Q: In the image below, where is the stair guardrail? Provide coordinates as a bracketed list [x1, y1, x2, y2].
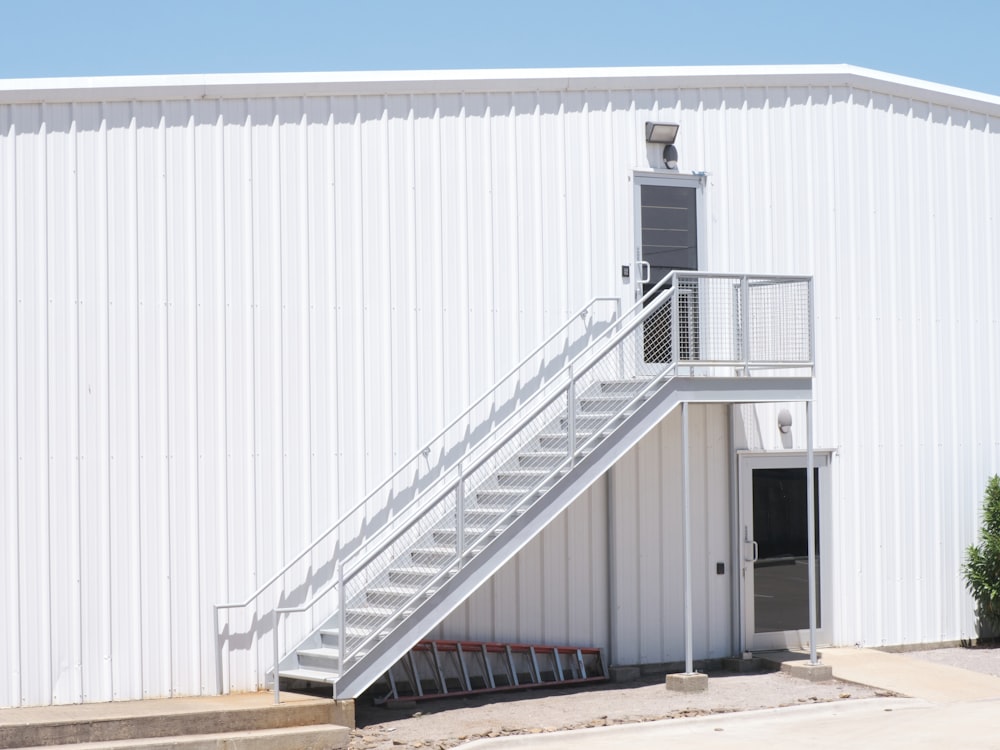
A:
[213, 295, 621, 693]
[263, 272, 813, 700]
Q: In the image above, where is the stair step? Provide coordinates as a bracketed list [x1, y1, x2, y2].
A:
[465, 505, 521, 519]
[579, 396, 641, 412]
[297, 646, 342, 670]
[366, 584, 434, 605]
[599, 379, 650, 394]
[279, 666, 340, 684]
[318, 627, 374, 650]
[474, 487, 528, 505]
[386, 565, 453, 583]
[321, 623, 384, 640]
[347, 605, 411, 621]
[409, 545, 471, 563]
[560, 412, 621, 428]
[537, 430, 609, 449]
[516, 450, 569, 468]
[496, 469, 557, 487]
[432, 525, 496, 542]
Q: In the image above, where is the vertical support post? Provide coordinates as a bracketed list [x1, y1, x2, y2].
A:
[615, 298, 625, 380]
[567, 367, 576, 463]
[605, 471, 617, 670]
[740, 276, 750, 375]
[727, 404, 744, 657]
[456, 463, 465, 566]
[682, 401, 693, 674]
[337, 561, 346, 676]
[670, 283, 679, 368]
[272, 609, 281, 705]
[806, 399, 818, 665]
[807, 277, 816, 374]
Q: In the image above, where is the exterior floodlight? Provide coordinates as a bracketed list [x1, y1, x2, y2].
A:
[777, 409, 793, 434]
[645, 122, 679, 145]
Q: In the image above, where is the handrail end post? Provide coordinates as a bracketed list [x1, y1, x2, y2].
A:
[213, 605, 224, 696]
[272, 609, 281, 705]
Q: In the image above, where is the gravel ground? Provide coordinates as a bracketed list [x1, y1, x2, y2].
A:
[899, 643, 1000, 677]
[347, 668, 888, 750]
[345, 644, 1000, 750]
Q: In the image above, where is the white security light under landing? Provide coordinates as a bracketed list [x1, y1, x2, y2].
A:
[645, 121, 680, 170]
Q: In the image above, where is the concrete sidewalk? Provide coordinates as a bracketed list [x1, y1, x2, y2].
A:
[460, 697, 1000, 749]
[820, 646, 1000, 703]
[460, 648, 1000, 749]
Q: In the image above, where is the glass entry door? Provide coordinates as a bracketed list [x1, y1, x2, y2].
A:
[738, 453, 830, 652]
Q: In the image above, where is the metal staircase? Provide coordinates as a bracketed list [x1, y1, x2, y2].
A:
[215, 272, 814, 701]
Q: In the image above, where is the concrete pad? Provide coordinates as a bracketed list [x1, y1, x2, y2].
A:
[781, 662, 833, 681]
[665, 672, 708, 692]
[38, 724, 350, 750]
[0, 692, 353, 748]
[821, 647, 1000, 703]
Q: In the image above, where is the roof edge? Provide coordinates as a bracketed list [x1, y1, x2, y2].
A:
[1, 64, 998, 114]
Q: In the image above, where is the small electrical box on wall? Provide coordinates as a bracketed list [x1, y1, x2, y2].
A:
[621, 264, 630, 282]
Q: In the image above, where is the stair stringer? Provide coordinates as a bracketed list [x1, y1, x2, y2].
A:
[330, 375, 811, 699]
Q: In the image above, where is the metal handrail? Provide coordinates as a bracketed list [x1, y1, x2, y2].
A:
[213, 295, 620, 687]
[292, 275, 690, 594]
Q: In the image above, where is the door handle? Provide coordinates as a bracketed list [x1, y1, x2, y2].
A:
[745, 540, 758, 562]
[637, 261, 651, 284]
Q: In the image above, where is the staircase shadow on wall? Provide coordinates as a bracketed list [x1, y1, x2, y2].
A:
[218, 316, 613, 670]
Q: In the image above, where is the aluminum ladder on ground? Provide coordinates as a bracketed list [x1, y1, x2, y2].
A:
[374, 639, 608, 704]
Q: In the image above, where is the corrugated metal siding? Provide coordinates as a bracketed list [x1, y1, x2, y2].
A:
[1, 75, 999, 706]
[609, 405, 732, 666]
[715, 88, 1000, 648]
[434, 482, 609, 648]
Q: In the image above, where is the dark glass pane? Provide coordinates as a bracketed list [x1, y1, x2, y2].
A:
[639, 184, 698, 363]
[640, 185, 697, 286]
[751, 468, 821, 633]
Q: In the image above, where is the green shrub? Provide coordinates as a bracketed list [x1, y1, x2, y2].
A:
[964, 475, 1000, 633]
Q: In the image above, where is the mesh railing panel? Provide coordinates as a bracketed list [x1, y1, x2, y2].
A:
[748, 279, 812, 363]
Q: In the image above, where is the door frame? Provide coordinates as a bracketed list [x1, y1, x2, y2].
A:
[631, 171, 706, 300]
[736, 450, 833, 653]
[631, 171, 706, 373]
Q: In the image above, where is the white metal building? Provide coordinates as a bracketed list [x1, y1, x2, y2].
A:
[1, 64, 998, 708]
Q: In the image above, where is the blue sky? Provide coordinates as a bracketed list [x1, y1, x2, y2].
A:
[3, 0, 999, 96]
